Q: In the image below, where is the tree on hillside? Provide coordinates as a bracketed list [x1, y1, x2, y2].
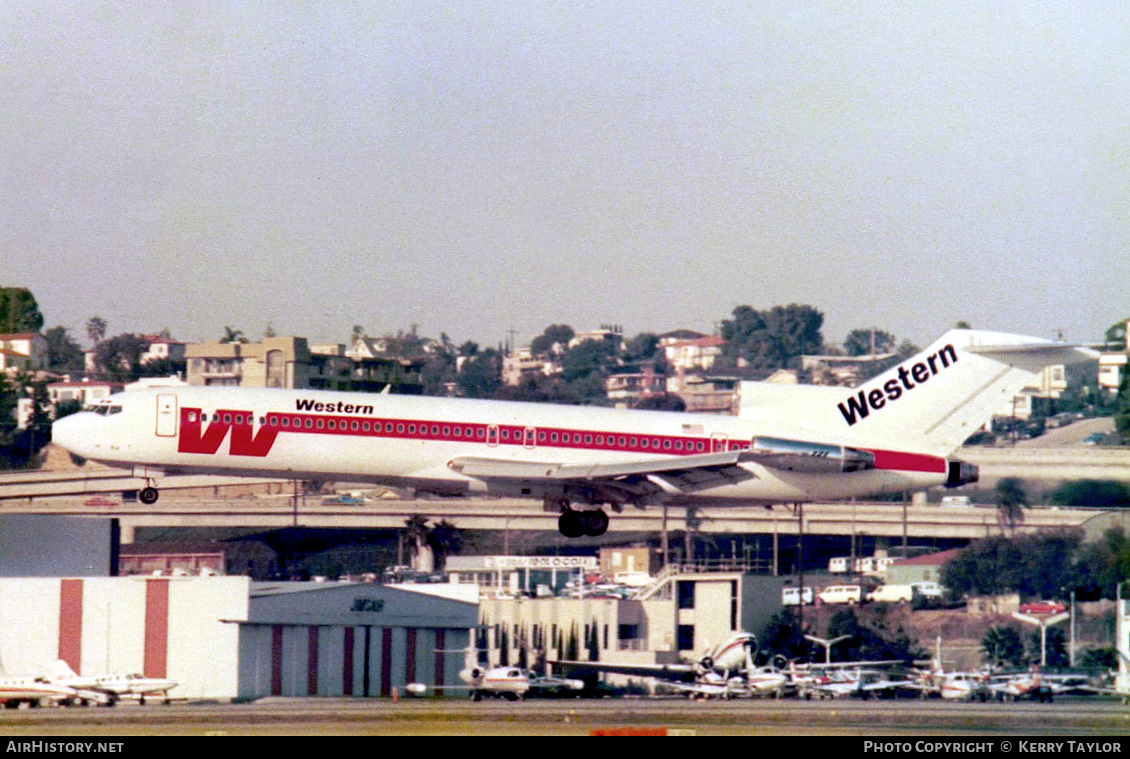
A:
[530, 324, 575, 357]
[843, 328, 896, 357]
[622, 332, 662, 368]
[720, 304, 823, 375]
[457, 348, 502, 399]
[824, 607, 923, 662]
[93, 334, 149, 381]
[942, 531, 1084, 600]
[1105, 317, 1129, 349]
[43, 326, 84, 373]
[633, 393, 686, 411]
[1116, 370, 1130, 445]
[0, 287, 44, 334]
[1048, 480, 1130, 509]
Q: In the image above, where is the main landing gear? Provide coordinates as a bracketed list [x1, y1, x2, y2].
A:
[556, 505, 609, 538]
[139, 486, 160, 505]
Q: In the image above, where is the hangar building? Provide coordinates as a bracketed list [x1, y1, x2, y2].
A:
[236, 581, 476, 698]
[0, 576, 477, 700]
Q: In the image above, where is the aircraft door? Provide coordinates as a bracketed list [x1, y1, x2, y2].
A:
[523, 427, 537, 449]
[155, 394, 178, 437]
[711, 432, 728, 453]
[487, 424, 499, 447]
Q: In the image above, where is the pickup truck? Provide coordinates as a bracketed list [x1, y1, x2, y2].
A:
[865, 584, 914, 604]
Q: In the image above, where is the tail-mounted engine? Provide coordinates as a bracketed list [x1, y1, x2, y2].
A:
[749, 437, 875, 474]
[945, 459, 979, 488]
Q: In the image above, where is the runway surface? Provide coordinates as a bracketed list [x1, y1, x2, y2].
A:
[3, 697, 1129, 736]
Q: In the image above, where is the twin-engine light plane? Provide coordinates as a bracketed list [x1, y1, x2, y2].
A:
[47, 661, 178, 705]
[51, 329, 1093, 537]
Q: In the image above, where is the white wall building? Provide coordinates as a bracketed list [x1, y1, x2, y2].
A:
[0, 576, 249, 700]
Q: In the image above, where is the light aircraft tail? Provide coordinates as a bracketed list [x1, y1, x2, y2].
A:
[738, 329, 1097, 455]
[50, 659, 79, 680]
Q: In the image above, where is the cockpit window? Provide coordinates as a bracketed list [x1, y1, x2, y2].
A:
[89, 404, 122, 416]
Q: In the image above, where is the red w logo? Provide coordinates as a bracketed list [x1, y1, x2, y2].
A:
[178, 408, 279, 457]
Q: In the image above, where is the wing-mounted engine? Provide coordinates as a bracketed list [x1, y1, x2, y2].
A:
[748, 436, 875, 474]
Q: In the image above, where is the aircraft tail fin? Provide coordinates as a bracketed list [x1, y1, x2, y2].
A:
[741, 330, 1096, 454]
[50, 659, 79, 680]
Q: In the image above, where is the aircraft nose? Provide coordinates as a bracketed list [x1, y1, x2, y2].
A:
[51, 414, 93, 458]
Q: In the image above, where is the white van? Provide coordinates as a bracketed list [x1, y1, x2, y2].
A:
[782, 586, 814, 606]
[817, 585, 862, 605]
[866, 584, 914, 603]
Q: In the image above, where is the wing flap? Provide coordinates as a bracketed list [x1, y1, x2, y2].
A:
[448, 449, 757, 497]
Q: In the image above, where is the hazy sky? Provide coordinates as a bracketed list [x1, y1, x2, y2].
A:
[3, 2, 1127, 349]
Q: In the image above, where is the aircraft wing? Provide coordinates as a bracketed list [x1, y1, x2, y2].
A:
[449, 450, 759, 503]
[550, 659, 698, 681]
[449, 441, 875, 505]
[659, 680, 731, 698]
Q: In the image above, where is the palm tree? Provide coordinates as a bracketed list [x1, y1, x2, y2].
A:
[981, 625, 1025, 668]
[85, 316, 107, 347]
[994, 478, 1029, 533]
[404, 515, 433, 572]
[428, 519, 463, 572]
[220, 326, 245, 344]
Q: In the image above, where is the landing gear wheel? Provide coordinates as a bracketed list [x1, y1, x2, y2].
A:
[558, 510, 585, 538]
[139, 487, 159, 505]
[581, 509, 609, 537]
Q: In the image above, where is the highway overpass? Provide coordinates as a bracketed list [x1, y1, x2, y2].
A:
[3, 444, 1129, 543]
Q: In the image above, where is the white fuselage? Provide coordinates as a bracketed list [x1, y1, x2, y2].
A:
[0, 678, 80, 704]
[51, 386, 951, 507]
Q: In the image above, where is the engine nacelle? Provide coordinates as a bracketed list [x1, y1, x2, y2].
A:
[749, 437, 875, 474]
[945, 459, 979, 488]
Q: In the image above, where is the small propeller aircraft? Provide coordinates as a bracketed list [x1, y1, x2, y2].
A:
[986, 668, 1052, 702]
[406, 648, 583, 701]
[0, 675, 112, 708]
[553, 632, 788, 699]
[47, 661, 178, 705]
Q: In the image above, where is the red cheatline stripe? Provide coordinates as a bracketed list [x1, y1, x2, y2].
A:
[866, 449, 947, 474]
[183, 407, 948, 474]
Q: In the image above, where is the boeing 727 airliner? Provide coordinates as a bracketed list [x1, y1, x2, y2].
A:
[51, 329, 1094, 537]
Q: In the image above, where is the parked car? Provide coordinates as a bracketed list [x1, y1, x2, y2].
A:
[909, 581, 945, 600]
[782, 586, 814, 606]
[866, 584, 914, 604]
[1019, 600, 1067, 615]
[323, 495, 365, 505]
[816, 585, 862, 605]
[84, 496, 117, 507]
[1083, 432, 1106, 446]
